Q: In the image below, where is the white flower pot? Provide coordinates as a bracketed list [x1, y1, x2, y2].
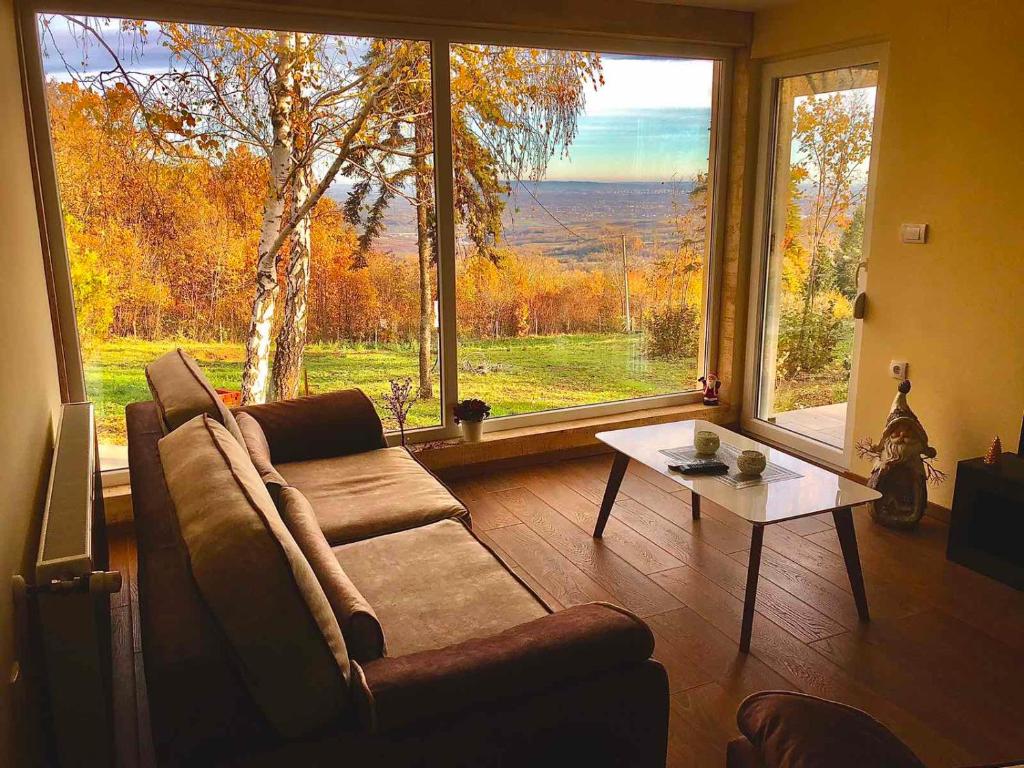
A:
[461, 420, 484, 443]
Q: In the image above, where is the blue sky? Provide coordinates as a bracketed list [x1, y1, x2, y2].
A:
[545, 55, 713, 182]
[40, 18, 714, 183]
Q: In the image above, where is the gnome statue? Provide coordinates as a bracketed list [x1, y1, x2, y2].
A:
[856, 380, 946, 530]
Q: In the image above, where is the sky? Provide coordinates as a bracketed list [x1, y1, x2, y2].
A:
[545, 55, 713, 182]
[39, 17, 714, 183]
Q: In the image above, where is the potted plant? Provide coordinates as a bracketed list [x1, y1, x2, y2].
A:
[453, 398, 491, 443]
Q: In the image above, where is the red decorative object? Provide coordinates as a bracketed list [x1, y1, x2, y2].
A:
[216, 388, 241, 407]
[698, 374, 721, 406]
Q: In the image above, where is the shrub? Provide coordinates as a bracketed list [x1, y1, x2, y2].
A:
[776, 291, 852, 378]
[643, 304, 699, 359]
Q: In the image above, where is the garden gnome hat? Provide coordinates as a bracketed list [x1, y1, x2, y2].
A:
[880, 380, 930, 448]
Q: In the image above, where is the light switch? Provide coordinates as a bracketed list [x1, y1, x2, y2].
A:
[900, 223, 928, 244]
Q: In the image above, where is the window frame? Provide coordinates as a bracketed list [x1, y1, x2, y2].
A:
[741, 44, 889, 469]
[17, 0, 733, 479]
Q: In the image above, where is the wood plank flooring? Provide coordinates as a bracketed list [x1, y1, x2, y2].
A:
[109, 453, 1024, 767]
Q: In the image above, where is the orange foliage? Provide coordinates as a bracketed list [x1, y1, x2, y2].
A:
[49, 80, 709, 352]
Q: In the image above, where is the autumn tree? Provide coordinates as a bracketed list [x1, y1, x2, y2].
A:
[344, 42, 602, 398]
[789, 90, 873, 370]
[45, 18, 425, 402]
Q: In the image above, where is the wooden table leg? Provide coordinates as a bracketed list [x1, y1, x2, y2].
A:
[691, 493, 701, 521]
[593, 452, 630, 538]
[739, 524, 765, 653]
[833, 506, 870, 622]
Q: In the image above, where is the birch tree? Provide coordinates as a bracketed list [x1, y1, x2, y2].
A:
[45, 18, 413, 402]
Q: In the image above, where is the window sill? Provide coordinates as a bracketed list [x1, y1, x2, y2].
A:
[417, 401, 733, 478]
[104, 402, 733, 520]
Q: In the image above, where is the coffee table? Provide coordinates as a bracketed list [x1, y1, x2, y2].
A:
[592, 420, 880, 652]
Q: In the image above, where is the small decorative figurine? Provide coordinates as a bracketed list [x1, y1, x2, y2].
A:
[983, 436, 1002, 465]
[699, 374, 721, 406]
[856, 380, 946, 530]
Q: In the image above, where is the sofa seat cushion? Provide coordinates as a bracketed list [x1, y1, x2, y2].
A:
[278, 447, 468, 545]
[333, 519, 548, 657]
[158, 414, 352, 738]
[145, 348, 245, 445]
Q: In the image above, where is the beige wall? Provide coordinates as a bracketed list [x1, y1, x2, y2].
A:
[0, 0, 61, 763]
[751, 0, 1024, 505]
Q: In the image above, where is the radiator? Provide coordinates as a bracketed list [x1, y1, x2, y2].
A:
[27, 402, 120, 767]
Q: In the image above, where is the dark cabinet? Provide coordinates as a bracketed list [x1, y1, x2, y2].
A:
[947, 454, 1024, 589]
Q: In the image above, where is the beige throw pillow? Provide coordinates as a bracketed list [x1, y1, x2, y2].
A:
[278, 486, 387, 663]
[158, 414, 351, 737]
[235, 411, 287, 503]
[145, 348, 245, 445]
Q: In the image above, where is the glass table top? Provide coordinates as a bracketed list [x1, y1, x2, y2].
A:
[596, 420, 880, 525]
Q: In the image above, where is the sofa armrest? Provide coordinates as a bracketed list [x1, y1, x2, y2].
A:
[353, 602, 655, 734]
[234, 389, 386, 463]
[736, 691, 927, 768]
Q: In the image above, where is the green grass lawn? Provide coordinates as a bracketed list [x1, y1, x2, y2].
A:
[87, 334, 697, 447]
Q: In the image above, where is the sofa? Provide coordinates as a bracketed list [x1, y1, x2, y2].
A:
[727, 691, 1022, 768]
[127, 349, 669, 767]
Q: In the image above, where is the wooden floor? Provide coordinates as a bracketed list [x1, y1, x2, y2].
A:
[109, 453, 1024, 767]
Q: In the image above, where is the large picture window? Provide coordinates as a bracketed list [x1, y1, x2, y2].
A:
[29, 12, 725, 472]
[450, 46, 715, 419]
[38, 16, 441, 468]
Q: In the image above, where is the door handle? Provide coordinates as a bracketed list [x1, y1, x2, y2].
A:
[853, 292, 867, 319]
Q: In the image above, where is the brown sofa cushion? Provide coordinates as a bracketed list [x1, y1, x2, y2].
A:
[736, 691, 926, 768]
[278, 486, 386, 663]
[334, 519, 548, 657]
[146, 348, 244, 445]
[235, 389, 386, 464]
[279, 447, 468, 545]
[235, 411, 287, 502]
[158, 414, 351, 738]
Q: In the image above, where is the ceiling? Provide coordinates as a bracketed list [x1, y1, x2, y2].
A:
[640, 0, 796, 10]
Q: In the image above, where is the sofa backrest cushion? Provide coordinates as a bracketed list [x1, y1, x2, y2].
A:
[146, 348, 245, 445]
[279, 486, 387, 663]
[235, 411, 287, 503]
[158, 414, 352, 737]
[234, 389, 386, 464]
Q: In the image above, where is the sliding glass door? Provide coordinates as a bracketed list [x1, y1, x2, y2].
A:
[745, 47, 885, 464]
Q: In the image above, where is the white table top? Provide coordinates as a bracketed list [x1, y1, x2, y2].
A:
[597, 419, 880, 525]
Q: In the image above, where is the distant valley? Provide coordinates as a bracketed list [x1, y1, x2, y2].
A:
[328, 179, 701, 265]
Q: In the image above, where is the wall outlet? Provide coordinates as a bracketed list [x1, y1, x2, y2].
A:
[890, 360, 909, 380]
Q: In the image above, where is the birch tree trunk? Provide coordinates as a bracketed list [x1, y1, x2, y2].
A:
[270, 163, 312, 400]
[240, 32, 295, 405]
[413, 115, 433, 400]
